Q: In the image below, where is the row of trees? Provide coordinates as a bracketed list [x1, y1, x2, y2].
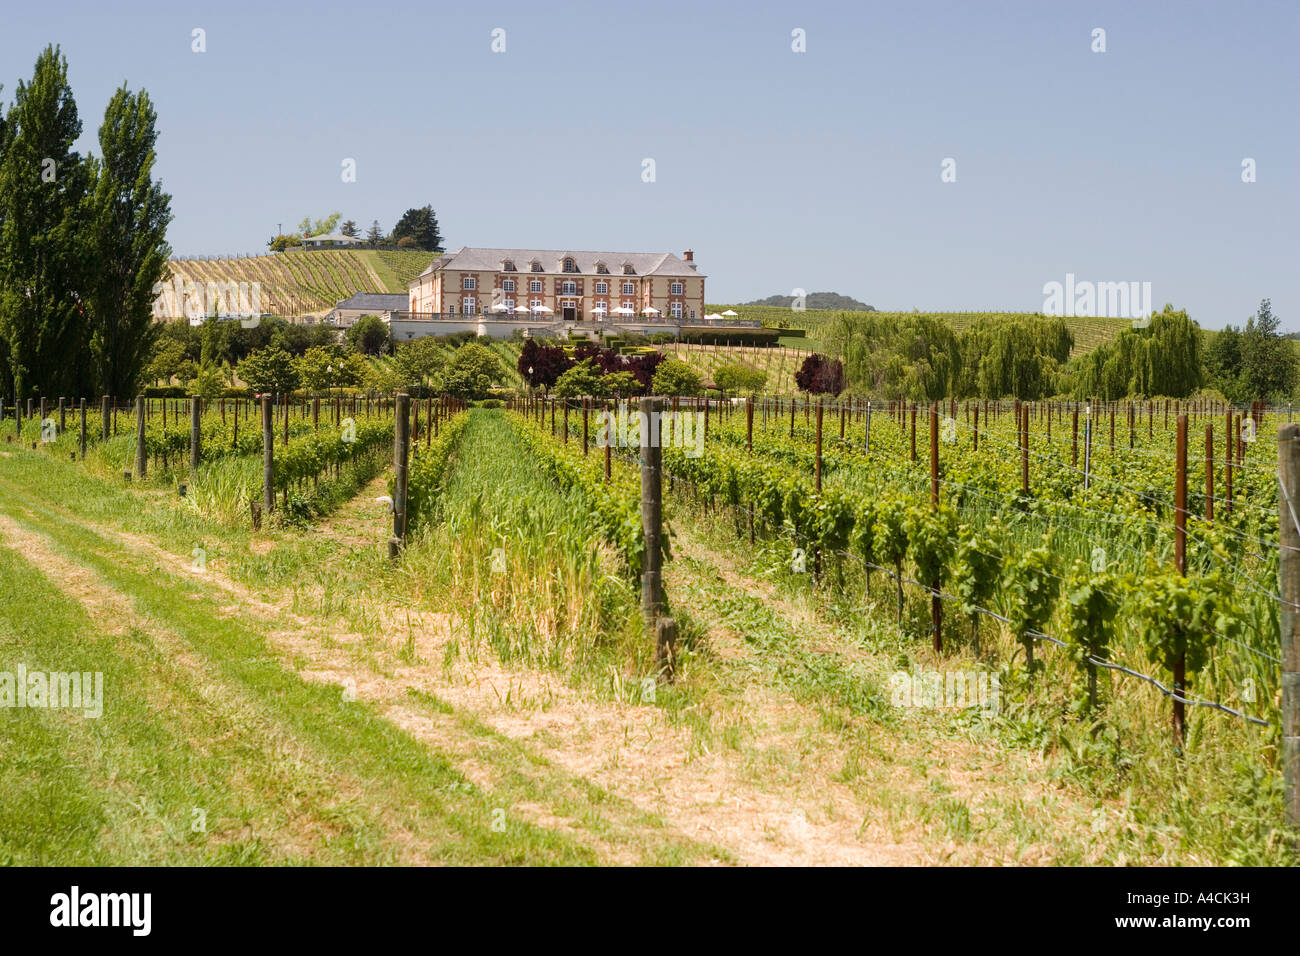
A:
[267, 205, 444, 253]
[815, 302, 1291, 402]
[823, 313, 1072, 401]
[232, 338, 507, 401]
[516, 339, 769, 399]
[0, 46, 171, 402]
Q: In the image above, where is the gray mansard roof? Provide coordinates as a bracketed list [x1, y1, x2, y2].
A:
[415, 247, 703, 280]
[331, 292, 410, 312]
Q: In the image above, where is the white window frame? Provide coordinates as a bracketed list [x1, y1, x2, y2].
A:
[595, 280, 608, 295]
[501, 278, 515, 293]
[622, 281, 635, 295]
[561, 280, 577, 295]
[463, 297, 476, 315]
[462, 276, 476, 290]
[670, 301, 683, 319]
[529, 279, 543, 293]
[670, 281, 684, 295]
[621, 300, 634, 312]
[503, 297, 515, 311]
[529, 297, 543, 312]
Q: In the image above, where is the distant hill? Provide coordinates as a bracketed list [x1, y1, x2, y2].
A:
[743, 292, 876, 312]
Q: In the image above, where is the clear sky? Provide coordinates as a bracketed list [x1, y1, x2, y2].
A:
[2, 0, 1295, 328]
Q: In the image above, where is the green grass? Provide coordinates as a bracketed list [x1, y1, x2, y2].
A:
[0, 414, 727, 865]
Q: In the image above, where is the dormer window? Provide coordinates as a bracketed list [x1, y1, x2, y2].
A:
[530, 260, 543, 272]
[502, 259, 516, 272]
[563, 258, 577, 273]
[595, 262, 609, 274]
[622, 264, 635, 275]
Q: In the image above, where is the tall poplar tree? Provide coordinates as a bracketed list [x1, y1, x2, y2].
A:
[86, 85, 172, 398]
[0, 45, 91, 401]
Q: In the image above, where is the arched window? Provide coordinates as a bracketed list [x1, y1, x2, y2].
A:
[502, 259, 516, 272]
[563, 258, 577, 273]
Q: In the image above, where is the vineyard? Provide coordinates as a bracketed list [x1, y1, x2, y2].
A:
[162, 249, 435, 317]
[0, 389, 1294, 866]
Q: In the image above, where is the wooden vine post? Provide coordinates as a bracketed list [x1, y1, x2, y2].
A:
[1020, 403, 1029, 498]
[604, 400, 612, 482]
[261, 395, 274, 514]
[389, 393, 411, 560]
[190, 397, 201, 472]
[1204, 423, 1214, 523]
[814, 400, 823, 493]
[134, 395, 146, 479]
[746, 396, 753, 454]
[78, 399, 86, 459]
[1278, 423, 1300, 829]
[639, 397, 675, 677]
[930, 403, 942, 653]
[1173, 414, 1189, 747]
[101, 395, 110, 440]
[1225, 409, 1234, 514]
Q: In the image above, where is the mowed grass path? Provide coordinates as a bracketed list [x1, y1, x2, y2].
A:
[0, 430, 712, 865]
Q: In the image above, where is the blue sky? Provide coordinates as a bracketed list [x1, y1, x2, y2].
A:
[2, 0, 1295, 328]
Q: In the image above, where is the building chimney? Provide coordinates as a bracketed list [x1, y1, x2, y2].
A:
[683, 249, 694, 262]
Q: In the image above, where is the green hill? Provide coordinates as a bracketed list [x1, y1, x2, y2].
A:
[743, 292, 875, 311]
[162, 249, 437, 317]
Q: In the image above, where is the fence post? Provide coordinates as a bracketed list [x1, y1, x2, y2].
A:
[261, 395, 274, 513]
[1280, 424, 1300, 830]
[190, 397, 201, 471]
[389, 393, 410, 559]
[58, 397, 65, 433]
[78, 399, 86, 459]
[134, 395, 147, 479]
[640, 396, 665, 628]
[101, 395, 110, 440]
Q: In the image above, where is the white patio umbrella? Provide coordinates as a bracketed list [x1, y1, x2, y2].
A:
[642, 306, 661, 315]
[612, 307, 635, 316]
[721, 309, 739, 317]
[513, 305, 531, 314]
[491, 303, 510, 313]
[533, 305, 554, 313]
[704, 312, 724, 320]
